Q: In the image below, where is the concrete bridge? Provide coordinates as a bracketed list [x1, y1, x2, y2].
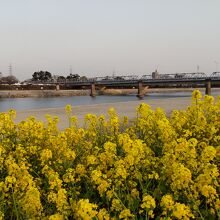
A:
[33, 71, 220, 98]
[55, 76, 220, 98]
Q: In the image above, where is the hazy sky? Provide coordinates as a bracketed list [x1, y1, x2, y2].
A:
[0, 0, 220, 80]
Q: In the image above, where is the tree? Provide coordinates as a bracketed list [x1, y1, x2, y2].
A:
[66, 74, 80, 81]
[0, 75, 19, 84]
[57, 76, 66, 82]
[32, 71, 52, 81]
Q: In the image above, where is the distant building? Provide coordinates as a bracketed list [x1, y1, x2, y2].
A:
[152, 69, 159, 79]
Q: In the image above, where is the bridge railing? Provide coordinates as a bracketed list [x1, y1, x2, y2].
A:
[211, 72, 220, 77]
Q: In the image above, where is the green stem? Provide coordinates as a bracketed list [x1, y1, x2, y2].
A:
[12, 188, 20, 220]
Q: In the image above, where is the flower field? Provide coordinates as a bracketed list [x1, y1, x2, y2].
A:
[0, 90, 219, 219]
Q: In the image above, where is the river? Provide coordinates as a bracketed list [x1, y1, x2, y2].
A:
[0, 91, 219, 112]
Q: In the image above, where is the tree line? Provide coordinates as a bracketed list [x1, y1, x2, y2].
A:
[0, 75, 19, 84]
[0, 71, 88, 85]
[32, 71, 88, 82]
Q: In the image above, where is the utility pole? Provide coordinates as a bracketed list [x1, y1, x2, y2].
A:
[8, 63, 12, 76]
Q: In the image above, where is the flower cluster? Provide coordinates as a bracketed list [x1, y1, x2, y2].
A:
[0, 90, 219, 219]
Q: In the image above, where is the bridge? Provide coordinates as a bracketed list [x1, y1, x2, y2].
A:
[38, 72, 220, 98]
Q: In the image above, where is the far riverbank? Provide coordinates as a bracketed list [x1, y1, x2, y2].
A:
[1, 87, 219, 98]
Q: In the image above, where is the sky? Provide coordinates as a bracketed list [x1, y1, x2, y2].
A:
[0, 0, 220, 80]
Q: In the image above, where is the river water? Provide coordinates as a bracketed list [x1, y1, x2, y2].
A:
[0, 91, 219, 112]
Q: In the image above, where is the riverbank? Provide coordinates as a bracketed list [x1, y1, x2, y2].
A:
[14, 97, 192, 130]
[0, 89, 90, 98]
[1, 87, 220, 98]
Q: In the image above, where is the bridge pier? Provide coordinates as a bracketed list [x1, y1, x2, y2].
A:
[137, 81, 144, 98]
[205, 79, 211, 95]
[90, 82, 96, 97]
[56, 84, 60, 90]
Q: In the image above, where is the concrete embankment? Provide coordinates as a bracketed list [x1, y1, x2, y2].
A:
[0, 90, 90, 98]
[0, 88, 137, 98]
[101, 87, 207, 95]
